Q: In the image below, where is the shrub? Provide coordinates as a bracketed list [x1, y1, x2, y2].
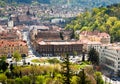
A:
[22, 76, 31, 84]
[5, 71, 12, 79]
[47, 58, 60, 64]
[0, 74, 7, 84]
[7, 79, 15, 84]
[15, 78, 23, 84]
[36, 75, 45, 84]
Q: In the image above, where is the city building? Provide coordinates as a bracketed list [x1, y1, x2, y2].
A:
[99, 44, 120, 76]
[0, 29, 22, 40]
[34, 40, 83, 56]
[80, 30, 110, 44]
[0, 40, 28, 57]
[30, 26, 83, 56]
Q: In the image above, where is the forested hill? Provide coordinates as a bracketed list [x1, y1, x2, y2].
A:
[1, 0, 120, 8]
[65, 4, 120, 42]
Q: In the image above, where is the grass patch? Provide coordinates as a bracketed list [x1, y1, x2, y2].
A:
[31, 58, 60, 64]
[31, 59, 48, 63]
[72, 61, 91, 69]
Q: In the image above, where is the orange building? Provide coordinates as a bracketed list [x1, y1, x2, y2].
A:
[0, 40, 28, 57]
[79, 31, 110, 44]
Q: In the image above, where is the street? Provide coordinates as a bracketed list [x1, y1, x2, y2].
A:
[102, 75, 120, 84]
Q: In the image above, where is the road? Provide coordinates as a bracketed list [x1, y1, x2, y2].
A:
[22, 28, 39, 57]
[102, 75, 120, 84]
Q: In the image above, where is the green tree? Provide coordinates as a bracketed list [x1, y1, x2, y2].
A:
[65, 4, 120, 42]
[71, 76, 79, 84]
[0, 56, 9, 72]
[15, 78, 23, 84]
[0, 0, 6, 7]
[13, 51, 21, 66]
[22, 76, 31, 84]
[77, 69, 91, 84]
[73, 51, 77, 58]
[10, 64, 14, 72]
[61, 53, 71, 84]
[36, 75, 45, 84]
[0, 74, 7, 84]
[7, 79, 15, 84]
[88, 48, 99, 65]
[94, 71, 104, 84]
[30, 65, 38, 84]
[45, 77, 53, 84]
[12, 66, 22, 78]
[47, 58, 60, 64]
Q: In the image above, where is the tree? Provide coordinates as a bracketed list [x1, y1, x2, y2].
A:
[30, 65, 38, 84]
[77, 69, 91, 84]
[61, 53, 71, 84]
[15, 78, 23, 84]
[36, 75, 45, 84]
[47, 58, 60, 64]
[10, 63, 14, 72]
[0, 74, 7, 84]
[65, 4, 120, 42]
[7, 79, 15, 84]
[22, 76, 31, 84]
[71, 76, 79, 84]
[12, 66, 22, 78]
[88, 48, 99, 65]
[13, 51, 21, 66]
[94, 71, 104, 84]
[0, 56, 9, 72]
[73, 51, 77, 58]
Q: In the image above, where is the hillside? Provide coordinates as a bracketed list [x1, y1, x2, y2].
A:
[1, 0, 120, 8]
[65, 4, 120, 42]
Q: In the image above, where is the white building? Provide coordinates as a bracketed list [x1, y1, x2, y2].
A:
[84, 41, 101, 52]
[8, 20, 14, 29]
[51, 18, 65, 24]
[99, 44, 120, 75]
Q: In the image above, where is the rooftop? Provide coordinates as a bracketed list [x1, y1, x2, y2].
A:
[38, 40, 82, 45]
[80, 31, 110, 38]
[0, 40, 27, 47]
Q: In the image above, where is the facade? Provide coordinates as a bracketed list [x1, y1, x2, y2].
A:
[80, 31, 110, 44]
[0, 40, 28, 57]
[98, 44, 120, 75]
[30, 27, 73, 41]
[30, 27, 83, 56]
[0, 29, 22, 40]
[35, 41, 83, 56]
[36, 30, 61, 41]
[84, 42, 102, 52]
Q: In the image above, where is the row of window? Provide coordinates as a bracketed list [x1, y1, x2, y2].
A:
[39, 48, 81, 52]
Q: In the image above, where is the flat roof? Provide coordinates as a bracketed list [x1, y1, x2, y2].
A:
[38, 41, 83, 45]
